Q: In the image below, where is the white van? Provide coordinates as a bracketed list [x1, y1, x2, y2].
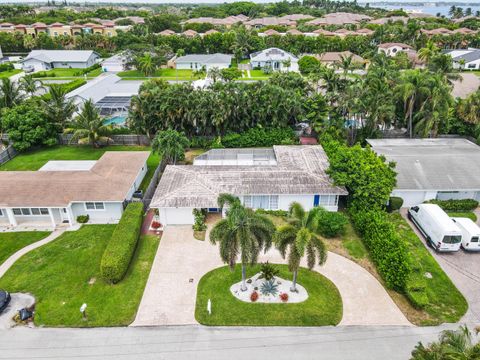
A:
[408, 204, 462, 252]
[451, 217, 480, 251]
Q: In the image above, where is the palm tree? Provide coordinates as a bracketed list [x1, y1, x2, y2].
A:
[274, 202, 327, 292]
[282, 58, 291, 72]
[231, 26, 252, 62]
[210, 194, 275, 291]
[20, 75, 45, 96]
[338, 54, 353, 75]
[41, 84, 76, 130]
[64, 100, 112, 148]
[136, 53, 157, 77]
[418, 41, 439, 64]
[411, 325, 480, 359]
[207, 67, 222, 83]
[151, 129, 190, 164]
[0, 78, 23, 109]
[457, 90, 480, 125]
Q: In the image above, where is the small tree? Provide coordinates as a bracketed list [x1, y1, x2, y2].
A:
[220, 68, 242, 82]
[207, 67, 222, 83]
[151, 129, 189, 164]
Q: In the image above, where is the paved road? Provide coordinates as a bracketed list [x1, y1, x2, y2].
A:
[0, 324, 468, 360]
[401, 210, 480, 324]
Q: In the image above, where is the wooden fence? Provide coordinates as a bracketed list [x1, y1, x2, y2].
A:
[0, 145, 17, 166]
[142, 158, 168, 209]
[57, 134, 151, 146]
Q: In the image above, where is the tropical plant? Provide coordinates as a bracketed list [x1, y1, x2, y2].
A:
[259, 262, 279, 281]
[260, 279, 279, 297]
[410, 325, 480, 359]
[418, 40, 439, 64]
[41, 84, 77, 130]
[64, 99, 112, 148]
[457, 90, 480, 125]
[210, 194, 275, 291]
[151, 129, 189, 164]
[274, 203, 328, 292]
[207, 67, 222, 82]
[136, 53, 157, 77]
[20, 75, 44, 96]
[0, 78, 23, 109]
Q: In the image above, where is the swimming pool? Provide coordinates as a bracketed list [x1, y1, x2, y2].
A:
[104, 115, 127, 126]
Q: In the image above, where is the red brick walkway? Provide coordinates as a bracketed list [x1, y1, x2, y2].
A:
[141, 209, 158, 236]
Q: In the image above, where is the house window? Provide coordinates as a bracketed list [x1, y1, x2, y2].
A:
[243, 195, 278, 210]
[468, 63, 476, 69]
[11, 208, 49, 216]
[317, 195, 339, 207]
[0, 209, 3, 216]
[85, 202, 105, 210]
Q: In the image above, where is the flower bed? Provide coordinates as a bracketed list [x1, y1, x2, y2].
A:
[230, 273, 308, 304]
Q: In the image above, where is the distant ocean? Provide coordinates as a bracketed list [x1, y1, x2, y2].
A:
[369, 4, 480, 17]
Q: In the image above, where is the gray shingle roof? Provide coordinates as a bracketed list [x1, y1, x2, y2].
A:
[250, 48, 298, 62]
[21, 50, 99, 64]
[367, 138, 480, 191]
[151, 145, 347, 208]
[451, 49, 480, 63]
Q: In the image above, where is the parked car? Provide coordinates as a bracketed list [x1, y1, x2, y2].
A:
[452, 217, 480, 251]
[408, 204, 462, 252]
[0, 290, 11, 314]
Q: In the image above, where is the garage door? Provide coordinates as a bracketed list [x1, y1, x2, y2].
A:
[392, 191, 427, 207]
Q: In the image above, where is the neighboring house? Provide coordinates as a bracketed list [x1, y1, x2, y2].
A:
[150, 146, 347, 225]
[314, 51, 366, 68]
[174, 53, 233, 71]
[20, 50, 100, 72]
[306, 12, 372, 26]
[0, 152, 149, 230]
[445, 48, 480, 70]
[0, 21, 124, 38]
[183, 15, 248, 28]
[378, 43, 414, 57]
[367, 138, 480, 207]
[101, 53, 128, 72]
[244, 17, 296, 28]
[250, 48, 299, 72]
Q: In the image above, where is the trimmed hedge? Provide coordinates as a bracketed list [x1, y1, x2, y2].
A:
[388, 196, 404, 212]
[100, 202, 144, 284]
[405, 273, 428, 309]
[350, 208, 411, 291]
[40, 79, 87, 101]
[317, 211, 348, 238]
[221, 128, 297, 148]
[425, 199, 478, 211]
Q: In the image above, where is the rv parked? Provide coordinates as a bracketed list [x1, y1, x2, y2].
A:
[452, 217, 480, 251]
[408, 204, 462, 252]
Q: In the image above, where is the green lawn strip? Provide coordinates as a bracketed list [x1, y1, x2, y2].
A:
[0, 232, 51, 265]
[118, 69, 202, 81]
[341, 221, 367, 260]
[447, 211, 477, 222]
[389, 213, 468, 325]
[0, 69, 22, 79]
[0, 225, 160, 327]
[195, 264, 342, 326]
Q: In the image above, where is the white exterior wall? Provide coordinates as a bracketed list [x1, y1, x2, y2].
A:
[176, 62, 230, 70]
[22, 58, 50, 72]
[71, 202, 124, 224]
[51, 61, 90, 69]
[159, 207, 195, 225]
[277, 195, 315, 211]
[454, 59, 480, 70]
[251, 60, 299, 72]
[125, 161, 148, 200]
[0, 209, 10, 224]
[393, 189, 480, 207]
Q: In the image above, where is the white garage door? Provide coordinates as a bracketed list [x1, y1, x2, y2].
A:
[160, 208, 195, 225]
[392, 191, 427, 207]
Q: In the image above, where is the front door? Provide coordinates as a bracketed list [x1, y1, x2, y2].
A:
[60, 208, 69, 224]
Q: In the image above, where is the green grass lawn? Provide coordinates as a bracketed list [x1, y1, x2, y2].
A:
[341, 221, 368, 260]
[0, 232, 50, 265]
[0, 69, 22, 79]
[0, 225, 160, 327]
[118, 68, 202, 80]
[32, 67, 101, 80]
[389, 213, 468, 325]
[447, 211, 478, 222]
[0, 145, 160, 194]
[195, 264, 342, 326]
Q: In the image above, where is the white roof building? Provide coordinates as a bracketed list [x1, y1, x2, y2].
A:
[445, 48, 480, 71]
[174, 53, 233, 71]
[250, 48, 299, 72]
[20, 50, 100, 72]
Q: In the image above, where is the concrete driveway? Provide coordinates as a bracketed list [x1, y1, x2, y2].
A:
[0, 293, 35, 329]
[132, 225, 409, 327]
[401, 210, 480, 324]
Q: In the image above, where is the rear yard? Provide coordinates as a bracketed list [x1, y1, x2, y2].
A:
[0, 232, 50, 265]
[0, 225, 160, 327]
[118, 69, 202, 81]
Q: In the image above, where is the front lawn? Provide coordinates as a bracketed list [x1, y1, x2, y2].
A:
[389, 213, 467, 325]
[118, 69, 202, 80]
[32, 68, 101, 79]
[0, 69, 22, 79]
[0, 231, 50, 265]
[447, 211, 478, 222]
[0, 225, 160, 327]
[195, 264, 342, 326]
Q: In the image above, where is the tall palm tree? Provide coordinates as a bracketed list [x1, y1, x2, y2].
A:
[41, 84, 76, 130]
[457, 90, 480, 125]
[411, 325, 480, 359]
[210, 194, 275, 291]
[274, 202, 327, 292]
[20, 75, 45, 96]
[207, 67, 222, 83]
[338, 54, 353, 75]
[64, 100, 112, 148]
[231, 26, 252, 62]
[151, 129, 190, 164]
[0, 78, 23, 109]
[136, 53, 157, 77]
[418, 40, 439, 64]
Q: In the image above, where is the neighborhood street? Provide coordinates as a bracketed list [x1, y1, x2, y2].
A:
[0, 324, 466, 360]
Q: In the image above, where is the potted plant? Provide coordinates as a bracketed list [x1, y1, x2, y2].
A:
[151, 221, 162, 233]
[192, 208, 207, 240]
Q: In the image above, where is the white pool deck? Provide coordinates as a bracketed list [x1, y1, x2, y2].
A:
[38, 160, 97, 172]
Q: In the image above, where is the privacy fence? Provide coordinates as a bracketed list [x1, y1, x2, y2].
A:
[0, 145, 17, 166]
[141, 158, 168, 209]
[57, 134, 151, 146]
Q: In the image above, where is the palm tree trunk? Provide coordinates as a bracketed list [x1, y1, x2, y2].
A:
[290, 270, 298, 292]
[241, 264, 247, 291]
[409, 100, 414, 139]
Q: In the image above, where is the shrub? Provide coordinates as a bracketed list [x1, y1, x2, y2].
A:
[250, 291, 259, 302]
[73, 63, 101, 76]
[259, 262, 279, 281]
[425, 199, 479, 211]
[255, 209, 288, 217]
[317, 211, 348, 238]
[350, 207, 411, 291]
[40, 79, 86, 101]
[192, 208, 207, 231]
[405, 274, 428, 309]
[0, 62, 14, 72]
[100, 202, 144, 284]
[387, 196, 404, 212]
[221, 128, 297, 148]
[76, 215, 89, 224]
[260, 279, 279, 296]
[279, 293, 289, 302]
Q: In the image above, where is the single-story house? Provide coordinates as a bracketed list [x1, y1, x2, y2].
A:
[101, 53, 128, 72]
[0, 152, 149, 230]
[367, 138, 480, 207]
[20, 50, 100, 72]
[313, 51, 366, 68]
[150, 145, 347, 225]
[378, 43, 413, 57]
[445, 48, 480, 71]
[174, 53, 233, 71]
[250, 48, 299, 72]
